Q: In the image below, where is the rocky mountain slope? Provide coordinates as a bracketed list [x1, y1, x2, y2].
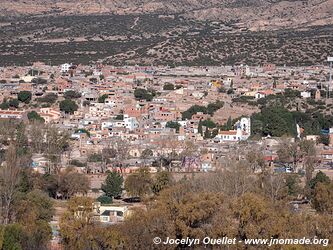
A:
[1, 0, 333, 31]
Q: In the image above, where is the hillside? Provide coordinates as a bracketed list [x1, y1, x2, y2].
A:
[1, 0, 333, 31]
[1, 1, 333, 66]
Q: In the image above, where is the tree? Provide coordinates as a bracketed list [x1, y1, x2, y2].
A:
[246, 150, 265, 173]
[37, 93, 58, 104]
[58, 170, 90, 199]
[233, 193, 286, 240]
[308, 171, 331, 190]
[165, 121, 181, 133]
[17, 91, 32, 104]
[44, 126, 70, 174]
[134, 88, 153, 101]
[277, 140, 300, 169]
[198, 119, 203, 135]
[98, 94, 108, 103]
[97, 195, 113, 204]
[101, 171, 123, 198]
[163, 83, 175, 90]
[29, 121, 45, 154]
[285, 174, 302, 197]
[88, 153, 103, 162]
[125, 167, 152, 197]
[312, 182, 333, 214]
[2, 224, 24, 250]
[0, 101, 9, 110]
[27, 111, 45, 123]
[201, 119, 216, 129]
[181, 102, 223, 120]
[204, 126, 211, 139]
[0, 144, 21, 224]
[59, 197, 95, 249]
[151, 171, 172, 195]
[59, 99, 78, 114]
[64, 90, 81, 99]
[8, 99, 19, 108]
[141, 149, 153, 159]
[60, 197, 125, 249]
[32, 78, 47, 85]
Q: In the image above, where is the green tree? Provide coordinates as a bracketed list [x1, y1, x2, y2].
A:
[59, 99, 78, 114]
[198, 119, 203, 135]
[98, 94, 109, 103]
[163, 83, 175, 90]
[309, 171, 331, 190]
[17, 91, 32, 104]
[134, 88, 153, 101]
[201, 119, 216, 128]
[0, 102, 10, 110]
[204, 126, 211, 139]
[8, 99, 19, 108]
[166, 121, 181, 133]
[2, 224, 24, 250]
[101, 171, 123, 198]
[97, 195, 113, 204]
[27, 111, 44, 123]
[64, 90, 81, 99]
[37, 93, 58, 104]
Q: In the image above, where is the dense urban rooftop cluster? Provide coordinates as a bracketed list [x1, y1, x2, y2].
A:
[1, 61, 333, 249]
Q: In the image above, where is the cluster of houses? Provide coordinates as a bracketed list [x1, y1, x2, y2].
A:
[0, 62, 333, 177]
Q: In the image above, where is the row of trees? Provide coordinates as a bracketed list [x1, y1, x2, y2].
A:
[59, 153, 333, 249]
[0, 144, 54, 249]
[182, 101, 224, 120]
[0, 91, 32, 110]
[249, 89, 333, 137]
[99, 168, 173, 203]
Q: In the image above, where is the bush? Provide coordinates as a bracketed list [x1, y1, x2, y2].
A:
[64, 90, 81, 99]
[37, 93, 58, 104]
[59, 99, 78, 114]
[163, 83, 175, 90]
[18, 91, 32, 104]
[166, 121, 181, 132]
[88, 153, 103, 162]
[8, 99, 19, 108]
[134, 88, 153, 101]
[27, 111, 45, 122]
[97, 195, 113, 204]
[98, 94, 108, 103]
[69, 159, 86, 168]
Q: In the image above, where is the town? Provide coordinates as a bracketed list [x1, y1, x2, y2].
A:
[1, 60, 333, 249]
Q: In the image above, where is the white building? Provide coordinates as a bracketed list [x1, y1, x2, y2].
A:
[61, 63, 72, 73]
[301, 91, 311, 98]
[124, 116, 139, 131]
[214, 117, 251, 142]
[93, 202, 131, 223]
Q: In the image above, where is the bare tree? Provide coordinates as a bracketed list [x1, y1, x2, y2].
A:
[44, 125, 70, 174]
[28, 121, 45, 154]
[0, 144, 21, 224]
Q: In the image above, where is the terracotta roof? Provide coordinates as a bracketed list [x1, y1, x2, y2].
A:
[219, 130, 238, 135]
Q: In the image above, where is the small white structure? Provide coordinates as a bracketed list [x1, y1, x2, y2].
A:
[61, 63, 72, 73]
[301, 91, 311, 98]
[255, 92, 266, 99]
[214, 117, 251, 142]
[93, 202, 131, 223]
